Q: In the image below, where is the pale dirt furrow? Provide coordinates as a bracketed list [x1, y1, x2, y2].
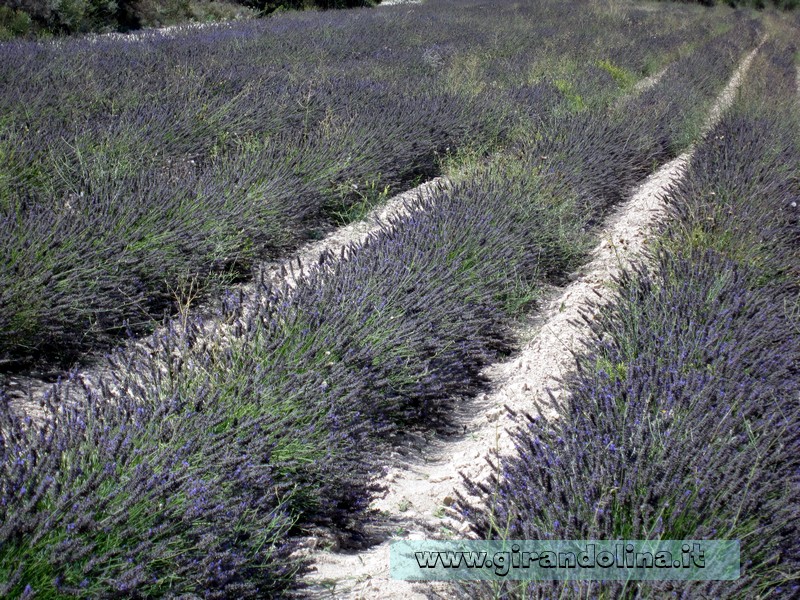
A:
[1, 39, 689, 417]
[255, 178, 447, 292]
[633, 66, 668, 93]
[379, 0, 424, 6]
[4, 177, 448, 418]
[299, 44, 761, 600]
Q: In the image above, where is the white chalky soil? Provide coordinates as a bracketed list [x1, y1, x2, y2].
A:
[298, 45, 761, 600]
[4, 30, 761, 600]
[5, 178, 448, 417]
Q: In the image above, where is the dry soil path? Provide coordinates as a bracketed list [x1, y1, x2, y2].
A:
[298, 43, 761, 600]
[4, 17, 676, 417]
[3, 178, 447, 418]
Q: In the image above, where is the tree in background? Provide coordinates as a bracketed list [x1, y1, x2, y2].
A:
[663, 0, 799, 9]
[238, 0, 374, 15]
[0, 0, 374, 37]
[2, 0, 118, 34]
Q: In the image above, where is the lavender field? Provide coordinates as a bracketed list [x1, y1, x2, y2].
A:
[0, 0, 798, 598]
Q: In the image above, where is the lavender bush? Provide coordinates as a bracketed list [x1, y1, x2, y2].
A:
[459, 33, 799, 600]
[0, 0, 732, 366]
[663, 38, 800, 279]
[0, 3, 767, 596]
[1, 37, 761, 600]
[0, 373, 303, 597]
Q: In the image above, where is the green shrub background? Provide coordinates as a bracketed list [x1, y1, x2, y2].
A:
[0, 0, 375, 37]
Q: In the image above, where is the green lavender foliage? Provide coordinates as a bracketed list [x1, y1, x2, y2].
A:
[0, 3, 766, 597]
[1, 0, 722, 367]
[458, 32, 799, 600]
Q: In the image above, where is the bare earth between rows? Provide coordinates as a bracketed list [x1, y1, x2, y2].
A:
[298, 44, 761, 600]
[5, 176, 447, 417]
[3, 39, 759, 600]
[3, 47, 674, 417]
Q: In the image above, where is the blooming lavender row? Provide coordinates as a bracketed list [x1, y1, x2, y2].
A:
[0, 0, 725, 368]
[0, 13, 762, 597]
[458, 30, 799, 600]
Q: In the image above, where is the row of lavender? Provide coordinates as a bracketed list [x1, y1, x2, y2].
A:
[0, 16, 761, 597]
[0, 0, 722, 368]
[459, 32, 799, 600]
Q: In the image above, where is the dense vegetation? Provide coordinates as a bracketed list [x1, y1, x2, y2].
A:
[0, 0, 377, 38]
[2, 0, 799, 40]
[668, 0, 799, 9]
[0, 0, 795, 597]
[0, 0, 713, 368]
[458, 24, 799, 600]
